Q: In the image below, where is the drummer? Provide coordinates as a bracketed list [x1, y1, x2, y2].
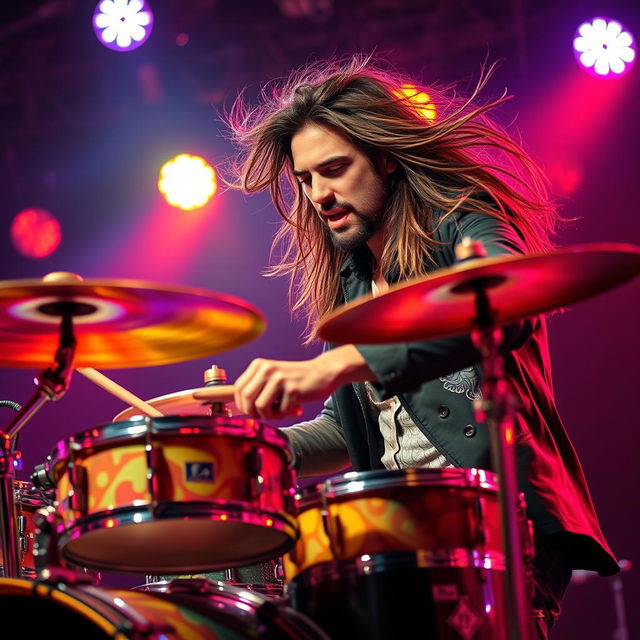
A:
[227, 57, 618, 639]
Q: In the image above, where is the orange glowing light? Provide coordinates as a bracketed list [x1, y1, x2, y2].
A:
[219, 514, 228, 521]
[106, 519, 116, 528]
[11, 208, 62, 258]
[394, 84, 437, 121]
[158, 154, 217, 210]
[266, 518, 273, 526]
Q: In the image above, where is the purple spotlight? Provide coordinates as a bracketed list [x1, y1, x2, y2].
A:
[93, 0, 153, 52]
[574, 18, 636, 77]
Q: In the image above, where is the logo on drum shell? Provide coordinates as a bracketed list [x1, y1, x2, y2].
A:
[185, 462, 214, 482]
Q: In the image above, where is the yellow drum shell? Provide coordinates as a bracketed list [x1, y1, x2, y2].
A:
[284, 468, 501, 581]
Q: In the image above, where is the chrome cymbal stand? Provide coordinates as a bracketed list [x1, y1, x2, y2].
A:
[0, 311, 76, 578]
[457, 269, 534, 640]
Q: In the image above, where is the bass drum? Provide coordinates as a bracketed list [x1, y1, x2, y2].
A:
[0, 577, 328, 640]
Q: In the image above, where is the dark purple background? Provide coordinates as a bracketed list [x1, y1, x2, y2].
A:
[0, 1, 638, 637]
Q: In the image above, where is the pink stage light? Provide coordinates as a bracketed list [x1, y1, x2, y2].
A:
[574, 18, 636, 77]
[11, 208, 62, 259]
[93, 0, 154, 52]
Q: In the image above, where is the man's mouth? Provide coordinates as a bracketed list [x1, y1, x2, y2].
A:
[324, 208, 351, 228]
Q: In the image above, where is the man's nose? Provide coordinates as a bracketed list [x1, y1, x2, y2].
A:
[310, 177, 334, 205]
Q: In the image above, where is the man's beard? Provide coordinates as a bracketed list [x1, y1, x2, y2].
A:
[326, 210, 383, 251]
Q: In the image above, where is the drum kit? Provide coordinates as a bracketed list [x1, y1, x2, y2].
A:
[0, 242, 639, 639]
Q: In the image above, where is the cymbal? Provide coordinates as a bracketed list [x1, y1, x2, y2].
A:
[318, 243, 640, 344]
[113, 385, 237, 422]
[0, 274, 265, 368]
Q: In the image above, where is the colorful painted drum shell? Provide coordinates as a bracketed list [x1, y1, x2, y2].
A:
[283, 468, 502, 582]
[48, 416, 298, 573]
[0, 577, 328, 639]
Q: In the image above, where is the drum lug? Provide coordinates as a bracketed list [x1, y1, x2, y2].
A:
[69, 463, 88, 513]
[281, 467, 297, 513]
[472, 495, 487, 550]
[143, 418, 160, 513]
[321, 507, 344, 559]
[246, 447, 265, 500]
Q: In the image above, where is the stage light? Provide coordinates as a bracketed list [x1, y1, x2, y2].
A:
[11, 208, 62, 259]
[93, 0, 154, 52]
[574, 18, 636, 77]
[395, 84, 437, 121]
[158, 154, 217, 211]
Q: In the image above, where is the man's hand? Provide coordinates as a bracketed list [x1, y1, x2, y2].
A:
[234, 345, 375, 420]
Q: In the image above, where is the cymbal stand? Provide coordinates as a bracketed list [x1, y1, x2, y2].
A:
[468, 282, 534, 640]
[0, 312, 76, 578]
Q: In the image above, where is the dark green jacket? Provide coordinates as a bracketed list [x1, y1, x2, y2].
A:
[304, 210, 617, 576]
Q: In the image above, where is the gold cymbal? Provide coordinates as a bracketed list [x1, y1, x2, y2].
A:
[0, 274, 265, 368]
[317, 243, 640, 344]
[112, 385, 237, 422]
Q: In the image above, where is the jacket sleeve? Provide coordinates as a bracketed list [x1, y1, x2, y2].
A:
[280, 396, 352, 478]
[355, 212, 539, 399]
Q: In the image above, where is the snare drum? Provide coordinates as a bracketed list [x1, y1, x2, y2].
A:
[0, 577, 328, 639]
[285, 468, 527, 640]
[0, 481, 48, 578]
[48, 416, 297, 573]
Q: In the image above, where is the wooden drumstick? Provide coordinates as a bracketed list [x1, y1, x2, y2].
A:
[76, 367, 164, 417]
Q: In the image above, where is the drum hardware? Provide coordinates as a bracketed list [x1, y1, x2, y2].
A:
[320, 503, 345, 561]
[247, 446, 266, 500]
[318, 240, 640, 640]
[143, 416, 160, 519]
[204, 364, 233, 417]
[1, 288, 79, 577]
[32, 506, 97, 587]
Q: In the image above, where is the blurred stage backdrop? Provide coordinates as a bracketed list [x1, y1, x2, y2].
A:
[0, 1, 638, 637]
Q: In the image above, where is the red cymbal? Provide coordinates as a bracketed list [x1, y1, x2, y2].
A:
[318, 243, 640, 344]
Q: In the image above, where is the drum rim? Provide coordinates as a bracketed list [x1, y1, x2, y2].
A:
[133, 577, 276, 604]
[297, 467, 497, 503]
[49, 415, 293, 470]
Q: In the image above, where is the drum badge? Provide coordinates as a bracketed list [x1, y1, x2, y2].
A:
[446, 595, 481, 640]
[185, 462, 214, 482]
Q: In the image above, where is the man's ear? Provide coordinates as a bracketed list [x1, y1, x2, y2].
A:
[379, 154, 397, 176]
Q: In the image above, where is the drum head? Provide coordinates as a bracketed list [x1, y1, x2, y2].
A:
[62, 519, 294, 573]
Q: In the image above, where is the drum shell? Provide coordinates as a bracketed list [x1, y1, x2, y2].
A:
[48, 416, 298, 573]
[284, 468, 502, 582]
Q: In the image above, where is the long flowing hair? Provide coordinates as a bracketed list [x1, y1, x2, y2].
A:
[225, 56, 558, 342]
